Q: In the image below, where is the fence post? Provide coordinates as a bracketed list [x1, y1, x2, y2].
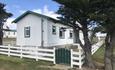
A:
[71, 49, 73, 68]
[8, 44, 10, 57]
[20, 45, 23, 58]
[36, 46, 38, 61]
[53, 47, 56, 64]
[79, 49, 82, 69]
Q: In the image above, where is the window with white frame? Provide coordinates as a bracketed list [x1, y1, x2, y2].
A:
[69, 30, 73, 38]
[24, 26, 30, 38]
[52, 25, 56, 35]
[59, 28, 65, 39]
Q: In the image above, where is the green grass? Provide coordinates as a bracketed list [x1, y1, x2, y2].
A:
[92, 44, 105, 63]
[92, 44, 115, 63]
[0, 55, 60, 70]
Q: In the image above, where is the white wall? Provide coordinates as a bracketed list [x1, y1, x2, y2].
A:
[42, 18, 48, 46]
[16, 14, 84, 47]
[47, 20, 73, 46]
[17, 14, 42, 46]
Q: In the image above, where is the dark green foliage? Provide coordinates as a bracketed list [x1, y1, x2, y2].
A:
[53, 0, 102, 68]
[0, 3, 12, 23]
[0, 2, 12, 45]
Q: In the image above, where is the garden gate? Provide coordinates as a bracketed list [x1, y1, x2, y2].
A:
[55, 48, 71, 65]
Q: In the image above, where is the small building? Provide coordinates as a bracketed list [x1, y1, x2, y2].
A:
[3, 29, 16, 46]
[12, 11, 83, 47]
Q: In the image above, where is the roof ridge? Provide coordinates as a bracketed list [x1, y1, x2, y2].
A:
[12, 10, 58, 23]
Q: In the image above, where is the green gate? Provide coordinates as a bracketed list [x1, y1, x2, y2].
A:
[55, 48, 71, 65]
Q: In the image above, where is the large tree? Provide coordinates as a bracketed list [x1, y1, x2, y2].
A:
[91, 0, 115, 70]
[0, 2, 12, 45]
[53, 0, 99, 68]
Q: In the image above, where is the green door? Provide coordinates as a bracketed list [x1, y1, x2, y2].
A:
[55, 48, 71, 65]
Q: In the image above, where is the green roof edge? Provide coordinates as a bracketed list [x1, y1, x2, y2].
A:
[12, 10, 59, 23]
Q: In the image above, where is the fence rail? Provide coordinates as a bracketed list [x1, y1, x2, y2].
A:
[92, 40, 104, 54]
[71, 47, 85, 68]
[71, 40, 104, 68]
[0, 45, 55, 64]
[0, 45, 85, 69]
[0, 41, 103, 69]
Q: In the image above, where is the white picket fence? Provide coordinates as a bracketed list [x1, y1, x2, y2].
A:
[0, 41, 103, 69]
[71, 40, 104, 68]
[0, 45, 56, 64]
[92, 40, 104, 54]
[0, 45, 85, 69]
[71, 48, 85, 68]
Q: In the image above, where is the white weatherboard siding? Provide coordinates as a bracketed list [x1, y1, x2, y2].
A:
[17, 14, 42, 46]
[47, 20, 73, 46]
[16, 13, 84, 47]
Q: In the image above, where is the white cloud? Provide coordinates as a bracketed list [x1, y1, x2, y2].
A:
[42, 5, 60, 19]
[32, 9, 42, 14]
[19, 5, 60, 19]
[4, 18, 16, 30]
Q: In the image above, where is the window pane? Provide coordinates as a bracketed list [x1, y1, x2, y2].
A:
[52, 25, 56, 35]
[24, 26, 30, 38]
[69, 30, 73, 38]
[59, 28, 65, 39]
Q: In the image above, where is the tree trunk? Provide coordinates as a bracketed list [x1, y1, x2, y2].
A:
[0, 28, 3, 45]
[110, 31, 115, 70]
[82, 27, 96, 69]
[73, 28, 79, 43]
[112, 39, 115, 70]
[0, 37, 2, 45]
[104, 33, 112, 70]
[72, 21, 95, 69]
[112, 45, 115, 70]
[90, 31, 96, 44]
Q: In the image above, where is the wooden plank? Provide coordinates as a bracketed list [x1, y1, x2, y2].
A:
[0, 48, 8, 52]
[10, 53, 21, 57]
[22, 55, 36, 59]
[10, 50, 21, 53]
[0, 52, 8, 55]
[72, 52, 80, 55]
[22, 51, 35, 54]
[37, 53, 54, 57]
[37, 48, 54, 52]
[10, 46, 21, 49]
[72, 57, 81, 60]
[72, 62, 80, 65]
[38, 57, 54, 61]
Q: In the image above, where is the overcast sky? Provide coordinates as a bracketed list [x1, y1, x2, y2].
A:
[0, 0, 60, 29]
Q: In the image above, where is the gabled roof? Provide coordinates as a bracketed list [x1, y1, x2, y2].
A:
[12, 11, 59, 23]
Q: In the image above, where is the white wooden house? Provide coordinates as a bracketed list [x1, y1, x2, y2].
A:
[12, 11, 83, 47]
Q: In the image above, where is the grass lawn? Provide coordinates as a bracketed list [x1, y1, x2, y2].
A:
[0, 55, 60, 70]
[92, 44, 105, 63]
[92, 44, 115, 63]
